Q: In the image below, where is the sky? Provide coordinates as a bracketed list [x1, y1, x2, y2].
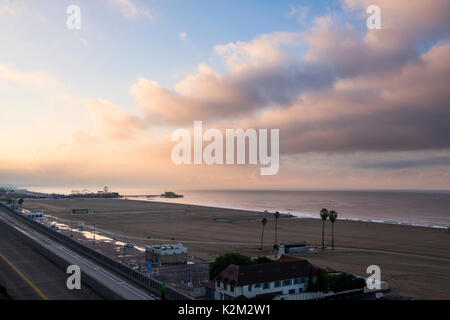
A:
[0, 0, 449, 192]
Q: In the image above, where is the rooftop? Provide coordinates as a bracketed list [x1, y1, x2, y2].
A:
[146, 243, 186, 251]
[278, 255, 302, 263]
[216, 259, 320, 286]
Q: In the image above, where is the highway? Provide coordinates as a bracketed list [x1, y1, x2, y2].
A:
[0, 206, 156, 300]
[0, 219, 100, 300]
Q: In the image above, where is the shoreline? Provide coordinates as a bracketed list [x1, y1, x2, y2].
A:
[123, 196, 449, 230]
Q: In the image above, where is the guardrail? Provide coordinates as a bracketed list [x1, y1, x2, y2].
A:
[0, 203, 192, 300]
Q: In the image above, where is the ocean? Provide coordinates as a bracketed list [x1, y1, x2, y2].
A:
[28, 187, 450, 228]
[131, 190, 450, 229]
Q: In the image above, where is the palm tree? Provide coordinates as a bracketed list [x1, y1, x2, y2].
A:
[328, 210, 338, 251]
[320, 208, 329, 249]
[260, 217, 268, 250]
[274, 211, 280, 248]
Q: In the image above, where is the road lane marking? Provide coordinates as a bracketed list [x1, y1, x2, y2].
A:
[0, 252, 49, 300]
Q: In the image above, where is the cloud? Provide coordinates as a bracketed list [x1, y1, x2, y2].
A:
[288, 4, 310, 24]
[0, 1, 26, 17]
[0, 64, 63, 90]
[0, 64, 75, 107]
[130, 32, 332, 124]
[107, 0, 153, 20]
[214, 31, 301, 71]
[3, 0, 450, 190]
[264, 41, 450, 154]
[301, 15, 418, 78]
[73, 32, 89, 47]
[179, 32, 187, 40]
[357, 156, 450, 170]
[86, 99, 148, 140]
[343, 0, 450, 38]
[126, 0, 450, 157]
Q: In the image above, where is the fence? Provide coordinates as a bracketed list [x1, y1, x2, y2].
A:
[0, 203, 192, 300]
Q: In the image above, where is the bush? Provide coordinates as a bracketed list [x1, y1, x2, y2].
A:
[253, 256, 276, 264]
[328, 273, 366, 292]
[308, 271, 366, 293]
[209, 252, 253, 280]
[209, 253, 277, 280]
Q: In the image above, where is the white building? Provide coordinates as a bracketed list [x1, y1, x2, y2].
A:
[215, 259, 319, 300]
[145, 243, 188, 265]
[277, 242, 310, 258]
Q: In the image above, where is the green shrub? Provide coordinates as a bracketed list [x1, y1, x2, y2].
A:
[209, 252, 253, 280]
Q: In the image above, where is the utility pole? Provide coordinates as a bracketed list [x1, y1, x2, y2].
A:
[93, 224, 96, 246]
[188, 263, 191, 289]
[123, 230, 127, 257]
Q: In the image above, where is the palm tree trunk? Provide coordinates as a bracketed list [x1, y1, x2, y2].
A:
[260, 226, 265, 250]
[332, 223, 334, 251]
[321, 221, 325, 249]
[275, 219, 278, 246]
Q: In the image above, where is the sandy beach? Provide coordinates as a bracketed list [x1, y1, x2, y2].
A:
[23, 198, 450, 299]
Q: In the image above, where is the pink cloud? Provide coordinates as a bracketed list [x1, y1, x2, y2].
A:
[86, 99, 148, 140]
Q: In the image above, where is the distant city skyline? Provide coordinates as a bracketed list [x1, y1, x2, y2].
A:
[1, 0, 449, 190]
